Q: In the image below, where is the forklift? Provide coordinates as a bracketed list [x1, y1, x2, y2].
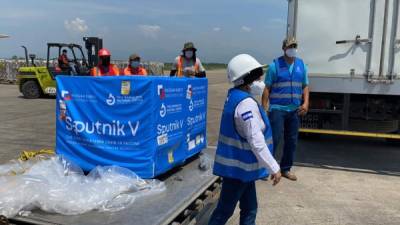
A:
[16, 37, 102, 98]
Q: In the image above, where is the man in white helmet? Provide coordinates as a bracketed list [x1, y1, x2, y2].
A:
[209, 54, 281, 225]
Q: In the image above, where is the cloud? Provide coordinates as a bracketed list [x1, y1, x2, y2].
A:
[213, 27, 221, 32]
[241, 26, 252, 32]
[64, 18, 88, 33]
[138, 25, 161, 39]
[267, 18, 286, 28]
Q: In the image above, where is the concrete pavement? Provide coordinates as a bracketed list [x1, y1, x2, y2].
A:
[0, 71, 399, 224]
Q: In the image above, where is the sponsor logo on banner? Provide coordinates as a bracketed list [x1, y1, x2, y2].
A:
[189, 100, 194, 112]
[106, 93, 116, 106]
[61, 90, 72, 101]
[157, 84, 165, 99]
[160, 103, 183, 118]
[157, 133, 168, 145]
[121, 81, 131, 95]
[187, 134, 205, 151]
[186, 84, 192, 99]
[160, 103, 167, 118]
[106, 93, 144, 106]
[157, 85, 185, 99]
[168, 151, 174, 164]
[192, 85, 207, 94]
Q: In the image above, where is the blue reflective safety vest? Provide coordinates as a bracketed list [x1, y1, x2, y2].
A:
[270, 56, 305, 106]
[213, 88, 274, 182]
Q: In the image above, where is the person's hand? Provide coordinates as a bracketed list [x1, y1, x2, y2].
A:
[271, 171, 281, 186]
[187, 70, 195, 77]
[298, 103, 309, 116]
[184, 68, 195, 77]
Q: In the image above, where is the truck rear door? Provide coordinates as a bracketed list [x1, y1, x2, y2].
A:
[287, 0, 400, 85]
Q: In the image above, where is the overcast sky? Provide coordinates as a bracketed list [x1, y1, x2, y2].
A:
[0, 0, 288, 63]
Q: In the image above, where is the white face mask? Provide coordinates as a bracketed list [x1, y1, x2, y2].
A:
[185, 51, 194, 59]
[130, 61, 140, 68]
[285, 48, 297, 58]
[249, 80, 265, 96]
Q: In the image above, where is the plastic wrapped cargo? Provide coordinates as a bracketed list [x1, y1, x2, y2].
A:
[56, 76, 208, 178]
[0, 156, 165, 218]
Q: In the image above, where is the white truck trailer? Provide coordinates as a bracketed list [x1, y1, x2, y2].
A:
[287, 0, 400, 139]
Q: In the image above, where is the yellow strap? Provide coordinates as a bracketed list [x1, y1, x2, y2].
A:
[300, 128, 400, 139]
[19, 149, 55, 161]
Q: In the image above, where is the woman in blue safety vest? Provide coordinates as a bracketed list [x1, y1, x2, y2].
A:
[208, 54, 282, 225]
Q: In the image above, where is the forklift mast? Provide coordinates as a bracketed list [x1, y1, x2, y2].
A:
[83, 37, 103, 68]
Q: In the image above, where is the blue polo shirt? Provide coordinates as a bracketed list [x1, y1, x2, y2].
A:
[265, 60, 309, 112]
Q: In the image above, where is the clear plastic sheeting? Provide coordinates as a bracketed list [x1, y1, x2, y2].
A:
[0, 156, 166, 218]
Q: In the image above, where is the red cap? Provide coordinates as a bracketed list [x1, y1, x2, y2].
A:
[98, 48, 111, 57]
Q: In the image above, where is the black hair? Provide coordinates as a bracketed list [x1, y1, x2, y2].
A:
[238, 67, 264, 88]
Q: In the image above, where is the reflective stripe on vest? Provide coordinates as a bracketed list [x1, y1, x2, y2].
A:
[91, 65, 119, 76]
[123, 67, 147, 76]
[213, 88, 274, 182]
[215, 155, 261, 172]
[272, 81, 303, 88]
[269, 56, 305, 106]
[176, 56, 199, 77]
[219, 134, 273, 151]
[269, 93, 303, 99]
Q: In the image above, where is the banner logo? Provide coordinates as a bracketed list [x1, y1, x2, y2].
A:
[189, 100, 194, 112]
[160, 103, 167, 117]
[186, 84, 192, 99]
[157, 84, 165, 99]
[106, 93, 116, 106]
[61, 90, 72, 101]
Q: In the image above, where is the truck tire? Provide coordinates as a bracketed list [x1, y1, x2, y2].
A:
[21, 80, 41, 99]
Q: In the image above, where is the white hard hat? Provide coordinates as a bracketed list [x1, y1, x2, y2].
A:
[227, 54, 263, 86]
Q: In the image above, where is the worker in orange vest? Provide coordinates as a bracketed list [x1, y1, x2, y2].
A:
[90, 48, 120, 76]
[123, 54, 148, 76]
[170, 42, 206, 78]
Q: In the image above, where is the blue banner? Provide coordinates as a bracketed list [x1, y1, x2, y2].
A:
[56, 76, 207, 178]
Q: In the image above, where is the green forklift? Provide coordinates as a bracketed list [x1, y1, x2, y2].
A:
[16, 37, 102, 98]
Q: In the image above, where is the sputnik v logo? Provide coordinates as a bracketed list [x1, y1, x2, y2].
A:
[160, 103, 167, 117]
[189, 100, 194, 112]
[106, 93, 116, 106]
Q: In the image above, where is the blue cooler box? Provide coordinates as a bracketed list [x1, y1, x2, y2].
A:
[55, 76, 208, 178]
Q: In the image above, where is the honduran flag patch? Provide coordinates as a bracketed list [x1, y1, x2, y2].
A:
[241, 111, 253, 121]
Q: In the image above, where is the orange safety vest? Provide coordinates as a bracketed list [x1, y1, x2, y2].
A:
[123, 66, 148, 76]
[90, 64, 120, 76]
[176, 56, 199, 77]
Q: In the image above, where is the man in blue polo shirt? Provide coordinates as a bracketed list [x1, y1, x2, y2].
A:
[262, 37, 310, 181]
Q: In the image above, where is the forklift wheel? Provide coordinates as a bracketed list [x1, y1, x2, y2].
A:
[21, 80, 41, 99]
